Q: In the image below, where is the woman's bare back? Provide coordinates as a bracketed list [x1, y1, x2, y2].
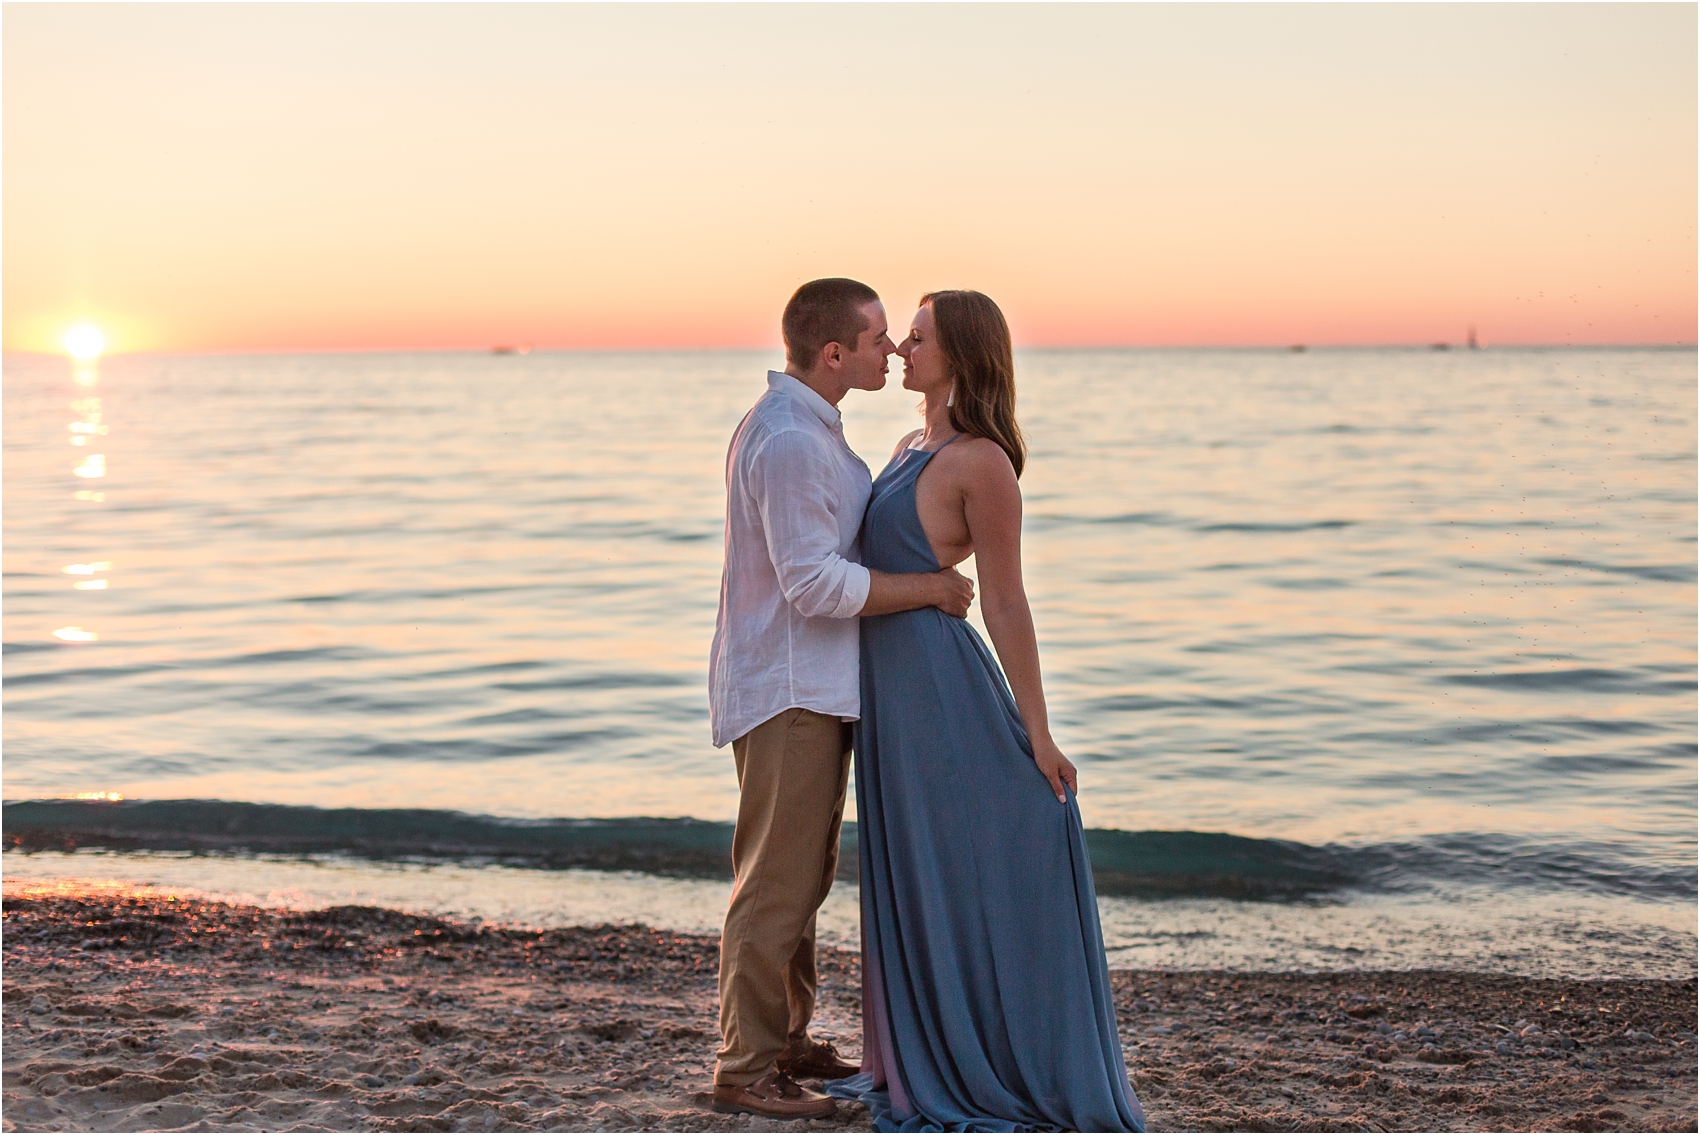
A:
[893, 431, 1016, 571]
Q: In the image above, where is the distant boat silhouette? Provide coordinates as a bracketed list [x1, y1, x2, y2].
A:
[491, 345, 531, 356]
[1290, 344, 1307, 353]
[1467, 326, 1480, 350]
[1430, 342, 1450, 351]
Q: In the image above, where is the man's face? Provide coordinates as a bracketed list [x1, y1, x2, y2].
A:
[839, 301, 897, 392]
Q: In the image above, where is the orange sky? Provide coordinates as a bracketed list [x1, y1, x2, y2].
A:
[5, 3, 1695, 353]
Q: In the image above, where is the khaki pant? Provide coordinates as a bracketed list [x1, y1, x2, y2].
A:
[714, 707, 851, 1086]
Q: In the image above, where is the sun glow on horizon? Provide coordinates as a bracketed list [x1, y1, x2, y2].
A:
[6, 6, 1695, 351]
[64, 325, 106, 361]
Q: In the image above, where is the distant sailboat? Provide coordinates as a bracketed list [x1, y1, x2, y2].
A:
[1467, 325, 1481, 350]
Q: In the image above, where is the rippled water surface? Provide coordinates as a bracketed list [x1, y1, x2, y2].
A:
[4, 348, 1695, 882]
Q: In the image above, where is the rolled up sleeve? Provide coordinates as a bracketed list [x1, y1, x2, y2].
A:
[748, 430, 872, 618]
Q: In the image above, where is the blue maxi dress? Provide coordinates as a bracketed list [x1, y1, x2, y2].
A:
[828, 438, 1147, 1133]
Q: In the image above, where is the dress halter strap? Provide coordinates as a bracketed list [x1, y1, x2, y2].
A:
[912, 431, 964, 455]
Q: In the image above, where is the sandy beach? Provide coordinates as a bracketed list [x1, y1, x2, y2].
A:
[2, 884, 1693, 1133]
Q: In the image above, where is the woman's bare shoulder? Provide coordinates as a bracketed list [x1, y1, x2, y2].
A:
[934, 436, 1018, 502]
[949, 435, 1018, 476]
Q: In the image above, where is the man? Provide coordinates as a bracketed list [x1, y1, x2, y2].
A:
[707, 278, 974, 1119]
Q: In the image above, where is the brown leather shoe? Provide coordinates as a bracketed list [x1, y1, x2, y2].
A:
[711, 1071, 837, 1119]
[779, 1038, 861, 1080]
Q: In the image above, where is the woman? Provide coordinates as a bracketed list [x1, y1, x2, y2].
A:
[829, 291, 1147, 1132]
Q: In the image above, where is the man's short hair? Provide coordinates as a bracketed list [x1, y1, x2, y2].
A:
[782, 278, 880, 371]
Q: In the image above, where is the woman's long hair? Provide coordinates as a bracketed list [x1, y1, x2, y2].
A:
[923, 290, 1026, 478]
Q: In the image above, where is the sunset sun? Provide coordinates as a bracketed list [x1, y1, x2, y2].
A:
[63, 324, 106, 360]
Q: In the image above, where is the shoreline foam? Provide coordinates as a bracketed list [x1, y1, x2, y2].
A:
[6, 850, 1695, 981]
[3, 885, 1694, 1132]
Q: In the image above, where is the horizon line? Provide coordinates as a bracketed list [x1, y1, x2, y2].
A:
[7, 341, 1696, 361]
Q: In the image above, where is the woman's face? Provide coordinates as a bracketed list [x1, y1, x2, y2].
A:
[896, 304, 950, 396]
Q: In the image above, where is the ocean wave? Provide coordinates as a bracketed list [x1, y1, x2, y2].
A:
[1195, 520, 1356, 534]
[1536, 556, 1697, 583]
[5, 799, 1691, 903]
[1438, 668, 1690, 694]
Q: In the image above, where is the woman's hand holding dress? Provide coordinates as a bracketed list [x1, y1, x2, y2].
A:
[1030, 734, 1079, 802]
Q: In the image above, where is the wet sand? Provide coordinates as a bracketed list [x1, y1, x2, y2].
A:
[3, 886, 1694, 1132]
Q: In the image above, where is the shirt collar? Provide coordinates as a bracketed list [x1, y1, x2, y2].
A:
[768, 370, 843, 431]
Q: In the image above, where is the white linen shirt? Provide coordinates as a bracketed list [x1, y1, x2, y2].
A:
[708, 371, 873, 747]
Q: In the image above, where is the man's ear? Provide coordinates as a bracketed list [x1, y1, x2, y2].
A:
[819, 342, 845, 371]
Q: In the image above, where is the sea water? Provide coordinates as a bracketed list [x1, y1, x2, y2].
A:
[4, 347, 1694, 976]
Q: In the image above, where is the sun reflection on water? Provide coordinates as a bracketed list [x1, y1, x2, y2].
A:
[57, 356, 113, 643]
